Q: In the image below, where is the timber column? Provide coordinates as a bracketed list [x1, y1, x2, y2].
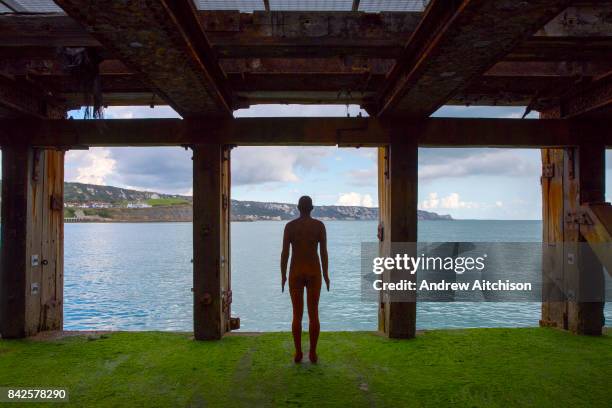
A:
[192, 144, 232, 340]
[541, 120, 606, 335]
[1, 145, 65, 338]
[378, 136, 418, 338]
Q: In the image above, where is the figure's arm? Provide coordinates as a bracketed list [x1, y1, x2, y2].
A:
[320, 224, 330, 291]
[280, 225, 290, 292]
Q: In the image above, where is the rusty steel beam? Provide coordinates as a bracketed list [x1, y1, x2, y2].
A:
[0, 75, 65, 118]
[53, 0, 232, 117]
[2, 117, 611, 147]
[376, 0, 573, 118]
[507, 37, 612, 62]
[485, 61, 612, 77]
[2, 9, 611, 67]
[0, 11, 420, 53]
[558, 71, 612, 117]
[535, 5, 612, 37]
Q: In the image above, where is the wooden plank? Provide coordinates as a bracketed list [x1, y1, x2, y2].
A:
[53, 0, 232, 117]
[25, 148, 44, 335]
[193, 144, 226, 340]
[39, 150, 64, 331]
[0, 147, 66, 338]
[540, 147, 567, 329]
[220, 146, 232, 332]
[377, 146, 389, 333]
[376, 0, 572, 117]
[3, 117, 611, 148]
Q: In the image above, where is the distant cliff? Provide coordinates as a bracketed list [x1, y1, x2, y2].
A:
[232, 200, 451, 221]
[2, 181, 452, 221]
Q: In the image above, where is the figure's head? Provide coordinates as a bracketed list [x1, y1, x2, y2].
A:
[298, 195, 314, 215]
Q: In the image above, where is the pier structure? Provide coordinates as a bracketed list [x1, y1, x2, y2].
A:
[1, 0, 611, 339]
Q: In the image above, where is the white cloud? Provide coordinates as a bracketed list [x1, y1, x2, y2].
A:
[66, 148, 116, 185]
[419, 150, 538, 181]
[336, 192, 374, 207]
[232, 147, 330, 186]
[348, 168, 377, 186]
[420, 192, 479, 210]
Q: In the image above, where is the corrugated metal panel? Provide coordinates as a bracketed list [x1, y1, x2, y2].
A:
[4, 0, 63, 12]
[359, 0, 428, 12]
[195, 0, 428, 12]
[194, 0, 265, 12]
[270, 0, 353, 11]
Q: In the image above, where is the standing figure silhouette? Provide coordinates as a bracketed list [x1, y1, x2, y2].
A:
[281, 196, 330, 363]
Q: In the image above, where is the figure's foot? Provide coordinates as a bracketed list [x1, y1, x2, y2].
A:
[309, 351, 318, 364]
[294, 351, 303, 363]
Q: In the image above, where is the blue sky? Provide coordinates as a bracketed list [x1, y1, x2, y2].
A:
[4, 104, 609, 220]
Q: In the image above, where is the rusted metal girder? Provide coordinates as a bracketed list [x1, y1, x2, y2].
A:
[558, 71, 612, 117]
[376, 0, 573, 117]
[53, 0, 232, 117]
[0, 74, 65, 118]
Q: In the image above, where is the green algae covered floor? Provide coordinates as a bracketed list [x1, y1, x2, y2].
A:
[0, 328, 610, 407]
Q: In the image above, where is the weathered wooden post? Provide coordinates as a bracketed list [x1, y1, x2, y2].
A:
[541, 122, 606, 335]
[1, 145, 65, 338]
[192, 144, 232, 340]
[377, 135, 418, 338]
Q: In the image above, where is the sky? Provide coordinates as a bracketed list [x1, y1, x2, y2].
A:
[2, 105, 611, 220]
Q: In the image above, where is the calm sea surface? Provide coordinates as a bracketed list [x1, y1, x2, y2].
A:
[64, 221, 611, 331]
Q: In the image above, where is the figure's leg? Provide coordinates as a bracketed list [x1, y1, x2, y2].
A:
[306, 276, 322, 363]
[289, 278, 304, 362]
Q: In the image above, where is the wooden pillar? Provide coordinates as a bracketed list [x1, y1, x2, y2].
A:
[566, 141, 605, 335]
[541, 125, 605, 335]
[192, 144, 232, 340]
[377, 138, 418, 338]
[541, 148, 567, 329]
[1, 146, 64, 338]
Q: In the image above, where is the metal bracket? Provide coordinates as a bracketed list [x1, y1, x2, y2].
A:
[229, 316, 240, 330]
[32, 148, 41, 182]
[222, 290, 232, 313]
[542, 163, 554, 178]
[50, 194, 63, 211]
[567, 148, 575, 179]
[565, 211, 592, 226]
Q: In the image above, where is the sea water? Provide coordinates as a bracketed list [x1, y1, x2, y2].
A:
[63, 221, 611, 331]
